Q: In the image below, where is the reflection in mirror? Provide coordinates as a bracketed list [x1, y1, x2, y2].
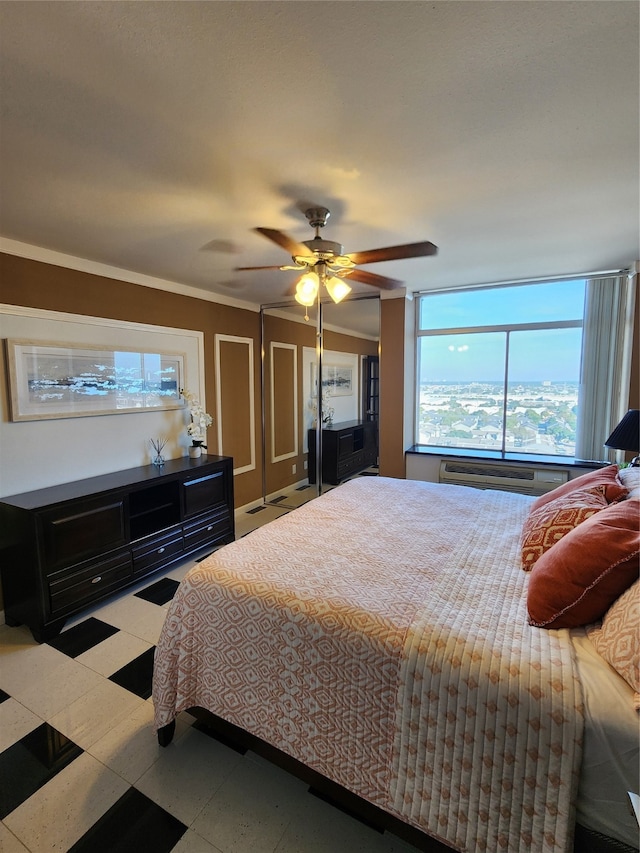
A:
[261, 296, 379, 504]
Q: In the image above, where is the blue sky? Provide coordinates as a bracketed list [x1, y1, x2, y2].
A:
[418, 280, 586, 383]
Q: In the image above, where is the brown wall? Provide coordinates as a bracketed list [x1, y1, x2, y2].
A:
[263, 314, 314, 496]
[262, 313, 378, 495]
[0, 252, 263, 506]
[378, 297, 406, 478]
[0, 253, 379, 505]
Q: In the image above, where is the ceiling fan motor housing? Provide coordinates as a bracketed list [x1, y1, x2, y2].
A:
[300, 237, 345, 261]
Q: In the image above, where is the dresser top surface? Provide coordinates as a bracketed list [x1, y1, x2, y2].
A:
[0, 455, 231, 510]
[309, 419, 375, 433]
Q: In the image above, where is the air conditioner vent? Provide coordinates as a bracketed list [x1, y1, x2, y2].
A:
[443, 462, 534, 481]
[439, 460, 569, 496]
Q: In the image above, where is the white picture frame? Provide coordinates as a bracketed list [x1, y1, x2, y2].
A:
[5, 339, 184, 422]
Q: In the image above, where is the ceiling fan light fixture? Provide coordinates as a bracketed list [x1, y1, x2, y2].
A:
[295, 272, 318, 306]
[325, 276, 352, 304]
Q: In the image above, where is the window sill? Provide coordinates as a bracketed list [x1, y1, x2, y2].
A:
[406, 445, 605, 469]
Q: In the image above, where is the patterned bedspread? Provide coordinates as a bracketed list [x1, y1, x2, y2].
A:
[153, 477, 583, 853]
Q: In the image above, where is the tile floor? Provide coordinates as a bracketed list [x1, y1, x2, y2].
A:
[0, 471, 424, 852]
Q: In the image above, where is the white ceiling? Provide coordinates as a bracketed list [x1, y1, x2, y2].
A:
[1, 1, 638, 337]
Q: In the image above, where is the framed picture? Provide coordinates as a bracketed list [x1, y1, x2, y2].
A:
[5, 339, 184, 422]
[322, 364, 353, 397]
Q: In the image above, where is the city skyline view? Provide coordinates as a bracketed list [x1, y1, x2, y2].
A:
[417, 378, 580, 456]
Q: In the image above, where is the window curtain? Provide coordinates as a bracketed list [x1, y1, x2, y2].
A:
[575, 273, 636, 462]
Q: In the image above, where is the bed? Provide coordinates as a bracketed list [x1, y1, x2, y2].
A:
[153, 471, 639, 853]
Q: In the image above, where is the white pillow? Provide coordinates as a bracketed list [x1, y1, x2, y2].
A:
[618, 466, 640, 499]
[587, 580, 639, 708]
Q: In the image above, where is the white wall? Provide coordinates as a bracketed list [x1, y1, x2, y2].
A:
[0, 305, 204, 496]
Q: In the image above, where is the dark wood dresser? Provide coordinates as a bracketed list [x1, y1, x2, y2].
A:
[308, 420, 378, 485]
[0, 456, 234, 641]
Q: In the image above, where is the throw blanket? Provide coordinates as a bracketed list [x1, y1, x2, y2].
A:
[153, 477, 583, 853]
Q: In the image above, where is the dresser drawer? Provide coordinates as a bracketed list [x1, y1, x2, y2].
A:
[49, 550, 132, 616]
[337, 451, 364, 476]
[182, 469, 226, 518]
[132, 529, 184, 576]
[183, 509, 232, 553]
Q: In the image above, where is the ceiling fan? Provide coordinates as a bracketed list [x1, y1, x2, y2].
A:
[236, 206, 437, 307]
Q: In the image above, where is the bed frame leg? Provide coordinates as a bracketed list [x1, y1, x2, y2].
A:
[157, 720, 176, 747]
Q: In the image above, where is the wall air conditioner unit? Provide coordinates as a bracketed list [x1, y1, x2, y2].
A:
[439, 460, 569, 496]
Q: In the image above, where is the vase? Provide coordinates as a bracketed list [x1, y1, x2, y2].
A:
[189, 445, 201, 459]
[152, 454, 165, 467]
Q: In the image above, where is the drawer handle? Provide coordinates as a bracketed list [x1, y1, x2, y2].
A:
[157, 546, 166, 554]
[91, 576, 102, 584]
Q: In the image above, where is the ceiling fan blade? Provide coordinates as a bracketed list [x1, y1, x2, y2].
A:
[235, 265, 285, 271]
[345, 268, 404, 290]
[255, 227, 314, 258]
[347, 241, 438, 266]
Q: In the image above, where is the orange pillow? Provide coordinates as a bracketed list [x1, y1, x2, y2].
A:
[530, 464, 627, 512]
[527, 499, 640, 629]
[521, 488, 608, 570]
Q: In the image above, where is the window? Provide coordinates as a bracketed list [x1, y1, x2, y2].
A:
[416, 280, 588, 459]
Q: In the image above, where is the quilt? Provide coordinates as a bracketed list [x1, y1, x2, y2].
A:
[153, 477, 583, 853]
